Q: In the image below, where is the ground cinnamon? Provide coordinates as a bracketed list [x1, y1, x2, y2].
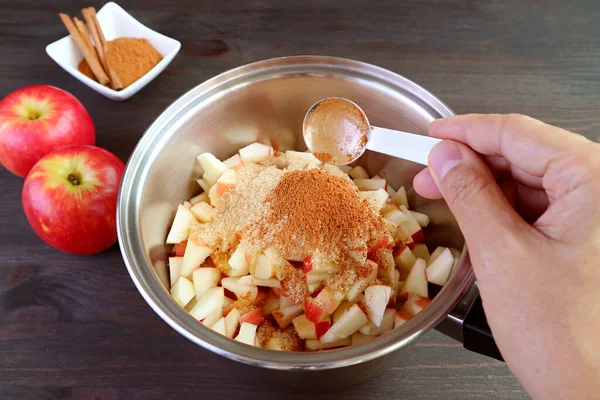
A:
[78, 37, 162, 89]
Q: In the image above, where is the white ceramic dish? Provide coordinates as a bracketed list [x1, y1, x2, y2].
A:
[46, 2, 181, 101]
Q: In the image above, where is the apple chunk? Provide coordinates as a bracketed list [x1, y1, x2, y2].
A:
[272, 304, 303, 329]
[190, 201, 215, 223]
[192, 267, 221, 299]
[221, 277, 258, 301]
[166, 205, 195, 244]
[292, 314, 317, 340]
[285, 150, 322, 165]
[358, 189, 388, 211]
[170, 276, 195, 307]
[224, 308, 241, 338]
[394, 245, 416, 272]
[348, 165, 369, 180]
[320, 304, 369, 343]
[235, 322, 258, 345]
[169, 256, 183, 287]
[391, 186, 409, 208]
[228, 244, 249, 277]
[359, 308, 395, 335]
[215, 168, 237, 196]
[196, 153, 227, 185]
[189, 287, 225, 321]
[353, 178, 387, 191]
[239, 143, 273, 163]
[394, 310, 413, 328]
[364, 285, 392, 327]
[305, 337, 352, 351]
[402, 294, 431, 315]
[180, 237, 212, 278]
[403, 258, 428, 298]
[426, 247, 454, 286]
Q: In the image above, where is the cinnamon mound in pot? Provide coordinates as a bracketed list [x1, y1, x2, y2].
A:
[260, 168, 387, 268]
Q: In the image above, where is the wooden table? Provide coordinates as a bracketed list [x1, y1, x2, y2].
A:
[1, 1, 598, 399]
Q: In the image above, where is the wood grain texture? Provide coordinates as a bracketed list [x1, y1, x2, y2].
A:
[1, 0, 599, 399]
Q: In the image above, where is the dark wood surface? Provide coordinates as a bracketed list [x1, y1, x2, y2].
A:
[1, 1, 599, 399]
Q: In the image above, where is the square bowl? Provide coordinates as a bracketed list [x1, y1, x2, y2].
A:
[46, 2, 181, 101]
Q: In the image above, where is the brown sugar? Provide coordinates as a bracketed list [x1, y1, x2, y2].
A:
[78, 37, 162, 89]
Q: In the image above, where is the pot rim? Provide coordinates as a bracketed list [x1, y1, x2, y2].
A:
[117, 55, 475, 371]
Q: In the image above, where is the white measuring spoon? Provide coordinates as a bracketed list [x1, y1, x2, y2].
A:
[303, 97, 441, 166]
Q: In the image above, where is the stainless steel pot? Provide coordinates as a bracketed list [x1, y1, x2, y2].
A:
[117, 56, 499, 390]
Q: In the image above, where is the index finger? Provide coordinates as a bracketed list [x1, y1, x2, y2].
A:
[429, 113, 592, 178]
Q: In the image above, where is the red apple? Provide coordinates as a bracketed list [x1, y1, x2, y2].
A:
[0, 85, 95, 177]
[22, 145, 124, 254]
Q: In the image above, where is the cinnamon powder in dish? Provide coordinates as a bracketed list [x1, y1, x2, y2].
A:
[78, 37, 162, 88]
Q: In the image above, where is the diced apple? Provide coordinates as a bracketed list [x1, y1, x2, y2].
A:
[228, 244, 249, 277]
[399, 205, 423, 242]
[196, 177, 211, 193]
[338, 165, 352, 173]
[181, 237, 212, 278]
[166, 205, 195, 244]
[221, 277, 258, 301]
[285, 150, 321, 166]
[391, 186, 409, 208]
[306, 336, 352, 351]
[192, 267, 221, 299]
[169, 257, 183, 287]
[305, 297, 326, 323]
[190, 201, 215, 223]
[292, 314, 317, 339]
[320, 304, 369, 343]
[359, 308, 395, 335]
[251, 253, 274, 280]
[450, 248, 462, 275]
[315, 320, 331, 339]
[272, 305, 303, 329]
[278, 296, 295, 309]
[307, 281, 323, 294]
[208, 184, 219, 207]
[409, 210, 430, 228]
[202, 308, 223, 327]
[394, 223, 414, 249]
[196, 153, 227, 185]
[238, 275, 281, 288]
[184, 297, 198, 312]
[383, 209, 407, 226]
[412, 243, 430, 262]
[394, 310, 413, 328]
[223, 296, 235, 310]
[364, 285, 392, 327]
[189, 192, 209, 205]
[235, 322, 258, 345]
[223, 153, 244, 168]
[239, 308, 264, 325]
[346, 260, 378, 302]
[402, 295, 431, 315]
[215, 168, 237, 196]
[348, 165, 369, 180]
[428, 247, 445, 265]
[170, 276, 195, 307]
[352, 332, 377, 346]
[189, 287, 225, 321]
[358, 189, 389, 211]
[354, 178, 387, 191]
[381, 201, 400, 214]
[306, 271, 331, 285]
[332, 300, 354, 323]
[403, 258, 428, 298]
[210, 317, 227, 335]
[239, 142, 273, 163]
[316, 287, 346, 314]
[426, 247, 454, 286]
[262, 291, 280, 315]
[224, 308, 241, 338]
[173, 241, 187, 257]
[386, 184, 397, 198]
[393, 246, 416, 272]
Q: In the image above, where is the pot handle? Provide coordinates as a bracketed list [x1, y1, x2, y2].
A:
[435, 283, 503, 361]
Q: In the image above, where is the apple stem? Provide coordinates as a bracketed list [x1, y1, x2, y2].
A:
[68, 173, 80, 186]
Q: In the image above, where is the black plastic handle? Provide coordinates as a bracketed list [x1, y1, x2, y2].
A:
[462, 295, 503, 361]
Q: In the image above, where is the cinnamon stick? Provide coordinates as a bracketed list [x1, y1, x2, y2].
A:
[59, 13, 109, 86]
[82, 7, 123, 90]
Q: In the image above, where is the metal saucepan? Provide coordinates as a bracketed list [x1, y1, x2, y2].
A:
[117, 56, 501, 390]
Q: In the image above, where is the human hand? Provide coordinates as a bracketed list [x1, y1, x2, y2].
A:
[413, 114, 600, 399]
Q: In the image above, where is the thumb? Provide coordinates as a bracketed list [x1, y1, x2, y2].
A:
[428, 140, 526, 247]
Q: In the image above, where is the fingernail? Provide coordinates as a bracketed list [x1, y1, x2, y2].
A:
[429, 141, 463, 180]
[429, 117, 461, 137]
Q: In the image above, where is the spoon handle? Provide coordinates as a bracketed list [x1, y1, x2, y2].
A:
[367, 126, 441, 165]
